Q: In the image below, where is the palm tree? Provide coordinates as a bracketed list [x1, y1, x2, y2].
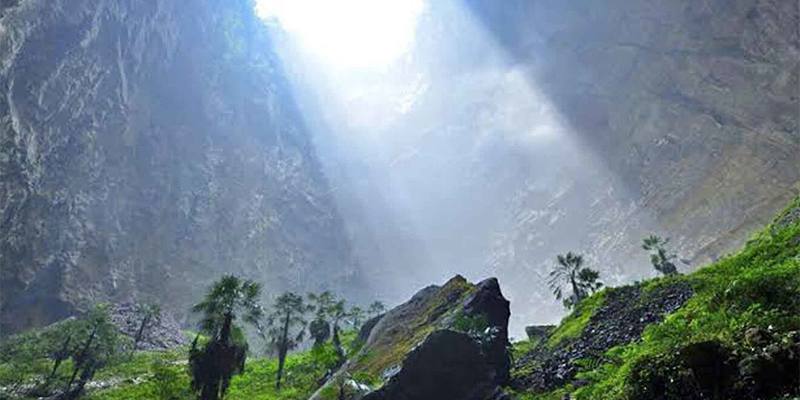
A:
[642, 235, 678, 275]
[307, 291, 335, 346]
[329, 300, 349, 363]
[131, 303, 161, 356]
[367, 301, 386, 318]
[348, 306, 365, 329]
[263, 292, 308, 390]
[189, 275, 264, 400]
[64, 305, 122, 398]
[549, 252, 603, 309]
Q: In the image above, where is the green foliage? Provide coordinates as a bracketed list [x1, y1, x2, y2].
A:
[349, 276, 476, 379]
[549, 252, 603, 309]
[367, 301, 386, 318]
[539, 198, 800, 399]
[86, 331, 363, 400]
[150, 359, 191, 400]
[263, 292, 309, 390]
[546, 290, 608, 348]
[307, 291, 335, 347]
[642, 235, 679, 276]
[451, 313, 490, 334]
[190, 275, 263, 400]
[0, 304, 129, 398]
[132, 303, 162, 354]
[192, 275, 264, 339]
[348, 306, 366, 329]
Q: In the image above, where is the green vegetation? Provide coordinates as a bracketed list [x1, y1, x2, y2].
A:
[307, 291, 335, 347]
[0, 304, 130, 399]
[348, 276, 476, 379]
[1, 324, 361, 400]
[189, 275, 264, 400]
[367, 301, 386, 318]
[262, 292, 308, 390]
[524, 198, 800, 399]
[545, 290, 607, 349]
[131, 304, 162, 356]
[548, 252, 603, 309]
[642, 235, 679, 276]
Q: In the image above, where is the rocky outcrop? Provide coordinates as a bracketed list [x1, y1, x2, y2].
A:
[108, 303, 186, 350]
[524, 325, 554, 342]
[357, 313, 384, 344]
[513, 281, 693, 392]
[311, 275, 511, 400]
[362, 330, 504, 400]
[0, 0, 361, 334]
[462, 277, 512, 384]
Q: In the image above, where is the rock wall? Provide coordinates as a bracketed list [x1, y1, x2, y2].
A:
[471, 0, 800, 260]
[0, 0, 361, 334]
[465, 0, 799, 327]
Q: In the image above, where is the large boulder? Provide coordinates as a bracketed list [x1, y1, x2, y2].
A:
[311, 275, 512, 400]
[362, 330, 501, 400]
[461, 277, 512, 385]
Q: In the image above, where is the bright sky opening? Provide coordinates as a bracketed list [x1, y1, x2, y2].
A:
[255, 0, 425, 69]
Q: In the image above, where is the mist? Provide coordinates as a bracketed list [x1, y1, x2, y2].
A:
[257, 0, 664, 336]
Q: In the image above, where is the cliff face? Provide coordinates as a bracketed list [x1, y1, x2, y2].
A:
[472, 0, 799, 259]
[464, 0, 800, 326]
[0, 0, 360, 334]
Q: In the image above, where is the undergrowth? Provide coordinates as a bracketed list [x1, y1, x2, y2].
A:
[518, 197, 800, 399]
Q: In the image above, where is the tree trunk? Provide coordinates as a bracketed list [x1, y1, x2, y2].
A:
[332, 323, 344, 365]
[65, 326, 97, 393]
[47, 335, 71, 384]
[276, 311, 291, 390]
[220, 313, 233, 344]
[570, 273, 581, 303]
[131, 315, 151, 357]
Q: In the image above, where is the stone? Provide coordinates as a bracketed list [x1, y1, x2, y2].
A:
[362, 330, 498, 400]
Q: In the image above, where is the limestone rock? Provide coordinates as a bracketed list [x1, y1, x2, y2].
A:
[0, 0, 361, 334]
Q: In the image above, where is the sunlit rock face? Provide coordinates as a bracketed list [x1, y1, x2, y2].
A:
[0, 0, 361, 334]
[463, 0, 799, 328]
[469, 0, 800, 259]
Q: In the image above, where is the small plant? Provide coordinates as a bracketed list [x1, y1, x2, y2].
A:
[451, 313, 499, 349]
[329, 300, 349, 365]
[150, 359, 188, 400]
[367, 301, 386, 318]
[348, 306, 366, 329]
[642, 235, 679, 276]
[549, 252, 603, 309]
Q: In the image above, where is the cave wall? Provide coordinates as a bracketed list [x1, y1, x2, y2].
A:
[0, 0, 361, 334]
[469, 0, 799, 263]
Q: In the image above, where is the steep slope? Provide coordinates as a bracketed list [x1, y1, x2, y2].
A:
[0, 0, 361, 334]
[512, 196, 800, 399]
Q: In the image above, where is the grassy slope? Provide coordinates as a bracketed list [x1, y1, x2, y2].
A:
[0, 330, 359, 400]
[88, 331, 359, 400]
[512, 196, 800, 399]
[4, 198, 798, 400]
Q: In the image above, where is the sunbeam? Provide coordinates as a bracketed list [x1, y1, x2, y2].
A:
[255, 0, 425, 69]
[253, 0, 654, 337]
